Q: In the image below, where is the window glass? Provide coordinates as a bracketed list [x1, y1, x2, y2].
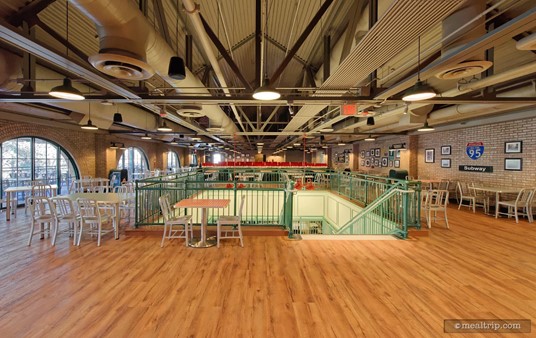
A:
[167, 151, 180, 172]
[0, 137, 79, 205]
[117, 147, 149, 180]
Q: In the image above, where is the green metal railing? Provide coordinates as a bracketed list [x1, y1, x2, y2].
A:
[134, 168, 421, 239]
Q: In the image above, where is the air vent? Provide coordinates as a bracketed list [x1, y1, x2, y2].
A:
[89, 53, 154, 80]
[435, 60, 492, 80]
[206, 127, 224, 133]
[177, 105, 205, 118]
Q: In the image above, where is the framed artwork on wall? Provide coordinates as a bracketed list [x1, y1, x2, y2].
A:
[395, 149, 401, 158]
[365, 159, 370, 167]
[441, 158, 451, 168]
[441, 145, 451, 155]
[366, 151, 370, 157]
[360, 150, 365, 158]
[375, 148, 381, 157]
[389, 160, 393, 167]
[360, 160, 365, 166]
[425, 149, 435, 163]
[394, 160, 400, 168]
[504, 141, 522, 153]
[504, 158, 522, 171]
[374, 159, 379, 167]
[381, 157, 388, 167]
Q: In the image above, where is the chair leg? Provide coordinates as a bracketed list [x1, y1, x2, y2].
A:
[444, 210, 449, 229]
[160, 222, 167, 247]
[97, 222, 102, 247]
[184, 222, 189, 247]
[27, 221, 35, 246]
[77, 222, 83, 246]
[51, 220, 58, 246]
[217, 222, 221, 248]
[238, 224, 244, 247]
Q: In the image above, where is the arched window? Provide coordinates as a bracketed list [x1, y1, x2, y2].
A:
[167, 151, 180, 173]
[117, 147, 149, 180]
[1, 137, 79, 204]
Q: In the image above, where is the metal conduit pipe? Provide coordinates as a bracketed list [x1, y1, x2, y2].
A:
[70, 0, 239, 136]
[182, 0, 246, 134]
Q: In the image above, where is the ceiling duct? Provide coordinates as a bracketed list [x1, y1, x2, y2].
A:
[70, 0, 239, 135]
[176, 105, 205, 118]
[435, 0, 492, 80]
[0, 49, 22, 92]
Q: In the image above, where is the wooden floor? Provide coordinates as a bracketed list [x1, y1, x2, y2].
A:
[0, 206, 535, 337]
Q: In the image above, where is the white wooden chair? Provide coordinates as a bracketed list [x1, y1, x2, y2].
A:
[159, 195, 193, 247]
[496, 188, 533, 223]
[423, 190, 449, 228]
[27, 196, 57, 246]
[76, 198, 116, 246]
[457, 182, 475, 212]
[52, 196, 80, 245]
[216, 195, 245, 248]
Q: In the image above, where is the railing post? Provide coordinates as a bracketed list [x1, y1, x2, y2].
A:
[287, 181, 295, 239]
[135, 180, 139, 227]
[233, 180, 238, 216]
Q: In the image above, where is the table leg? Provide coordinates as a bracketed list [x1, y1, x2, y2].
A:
[6, 191, 11, 221]
[495, 192, 500, 218]
[188, 207, 216, 248]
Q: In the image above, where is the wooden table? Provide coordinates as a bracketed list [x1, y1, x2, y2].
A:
[64, 192, 134, 239]
[470, 186, 522, 217]
[5, 184, 58, 221]
[175, 198, 230, 248]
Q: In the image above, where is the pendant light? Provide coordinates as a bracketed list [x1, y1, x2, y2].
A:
[81, 102, 98, 130]
[49, 2, 85, 101]
[402, 36, 436, 102]
[168, 0, 186, 80]
[364, 135, 376, 141]
[417, 121, 435, 132]
[252, 0, 280, 101]
[157, 106, 172, 132]
[366, 117, 375, 126]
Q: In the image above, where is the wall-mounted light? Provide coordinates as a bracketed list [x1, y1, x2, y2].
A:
[110, 142, 119, 149]
[389, 143, 407, 151]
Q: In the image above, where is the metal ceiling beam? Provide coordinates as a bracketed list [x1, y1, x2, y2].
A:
[3, 95, 536, 105]
[255, 0, 262, 88]
[199, 15, 252, 90]
[153, 0, 171, 45]
[270, 0, 334, 83]
[0, 19, 139, 99]
[7, 0, 56, 27]
[260, 106, 281, 131]
[376, 5, 536, 100]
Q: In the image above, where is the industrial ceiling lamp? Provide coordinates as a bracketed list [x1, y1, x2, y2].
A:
[49, 2, 84, 101]
[364, 134, 376, 141]
[109, 142, 119, 149]
[402, 36, 436, 102]
[417, 121, 435, 131]
[252, 0, 280, 101]
[168, 0, 186, 80]
[366, 116, 375, 126]
[81, 102, 98, 130]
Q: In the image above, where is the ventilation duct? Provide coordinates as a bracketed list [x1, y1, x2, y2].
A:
[435, 0, 492, 80]
[70, 0, 239, 135]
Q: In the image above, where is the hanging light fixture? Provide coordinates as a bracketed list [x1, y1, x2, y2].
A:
[109, 142, 119, 149]
[49, 2, 84, 101]
[168, 0, 186, 80]
[81, 102, 98, 130]
[119, 143, 127, 150]
[364, 135, 376, 141]
[418, 121, 435, 131]
[252, 1, 280, 101]
[169, 139, 178, 145]
[402, 36, 436, 101]
[157, 106, 172, 132]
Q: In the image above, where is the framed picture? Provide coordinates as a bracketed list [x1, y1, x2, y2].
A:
[389, 160, 393, 167]
[395, 149, 401, 159]
[394, 160, 400, 168]
[441, 145, 451, 155]
[441, 158, 451, 168]
[504, 158, 522, 171]
[360, 160, 365, 166]
[374, 159, 379, 167]
[504, 141, 522, 153]
[365, 159, 370, 167]
[381, 157, 388, 167]
[360, 150, 365, 158]
[366, 151, 370, 157]
[375, 148, 381, 157]
[425, 148, 435, 163]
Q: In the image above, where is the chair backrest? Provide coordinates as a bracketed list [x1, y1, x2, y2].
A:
[114, 185, 128, 193]
[429, 190, 449, 208]
[457, 182, 470, 196]
[53, 197, 77, 217]
[438, 180, 449, 190]
[158, 195, 172, 222]
[516, 188, 533, 205]
[32, 184, 52, 197]
[237, 195, 246, 217]
[29, 196, 55, 219]
[77, 198, 99, 220]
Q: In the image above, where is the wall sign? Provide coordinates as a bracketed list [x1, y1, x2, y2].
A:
[458, 165, 493, 173]
[466, 142, 484, 160]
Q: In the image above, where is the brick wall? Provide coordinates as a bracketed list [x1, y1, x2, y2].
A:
[0, 118, 192, 178]
[417, 117, 536, 188]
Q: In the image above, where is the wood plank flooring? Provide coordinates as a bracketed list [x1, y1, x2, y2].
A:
[0, 205, 535, 337]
